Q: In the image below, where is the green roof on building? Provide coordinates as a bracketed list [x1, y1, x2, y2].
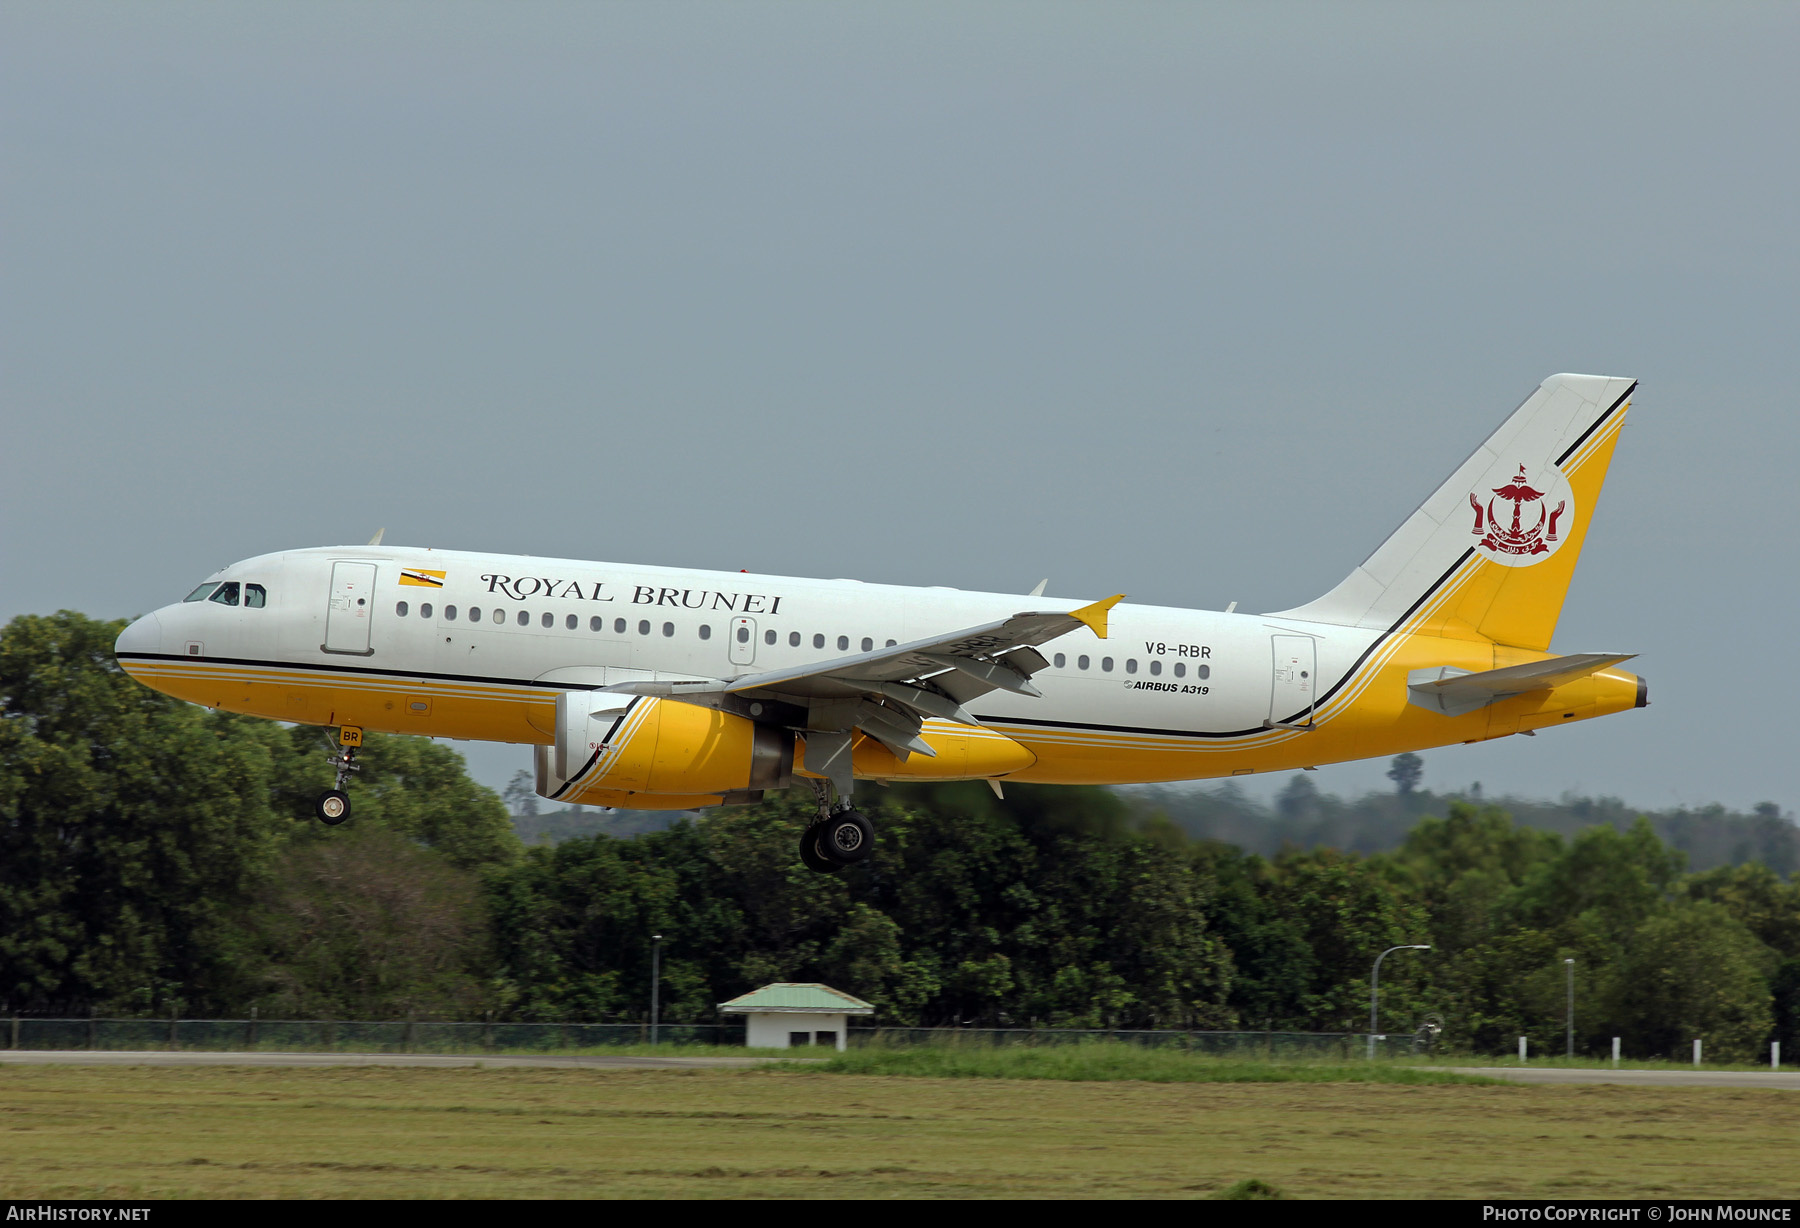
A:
[717, 983, 875, 1015]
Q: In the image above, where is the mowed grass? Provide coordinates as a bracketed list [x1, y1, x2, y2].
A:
[807, 1045, 1498, 1084]
[1, 1063, 1796, 1199]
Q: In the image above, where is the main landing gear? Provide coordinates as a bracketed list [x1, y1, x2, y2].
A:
[798, 781, 875, 873]
[314, 726, 362, 826]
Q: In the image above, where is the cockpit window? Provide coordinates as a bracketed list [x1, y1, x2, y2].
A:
[245, 584, 266, 609]
[208, 582, 241, 606]
[183, 582, 220, 603]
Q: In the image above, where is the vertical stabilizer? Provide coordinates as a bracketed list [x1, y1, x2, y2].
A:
[1269, 373, 1636, 651]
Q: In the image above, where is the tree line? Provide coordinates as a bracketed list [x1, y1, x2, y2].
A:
[3, 612, 1795, 1061]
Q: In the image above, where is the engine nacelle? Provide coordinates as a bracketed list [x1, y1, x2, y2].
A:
[536, 693, 793, 807]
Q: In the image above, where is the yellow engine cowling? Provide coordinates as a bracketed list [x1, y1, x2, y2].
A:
[797, 722, 1037, 781]
[536, 694, 793, 807]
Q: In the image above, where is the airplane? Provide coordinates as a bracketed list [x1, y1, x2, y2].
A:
[114, 373, 1647, 873]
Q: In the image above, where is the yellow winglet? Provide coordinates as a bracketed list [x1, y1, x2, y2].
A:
[1069, 593, 1125, 639]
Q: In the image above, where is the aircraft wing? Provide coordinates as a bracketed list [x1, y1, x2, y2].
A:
[1407, 653, 1637, 717]
[603, 593, 1123, 763]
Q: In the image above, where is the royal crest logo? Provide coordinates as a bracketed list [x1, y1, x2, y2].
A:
[1469, 463, 1573, 567]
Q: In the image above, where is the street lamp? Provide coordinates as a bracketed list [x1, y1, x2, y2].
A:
[1369, 944, 1431, 1060]
[651, 933, 662, 1047]
[1564, 958, 1574, 1058]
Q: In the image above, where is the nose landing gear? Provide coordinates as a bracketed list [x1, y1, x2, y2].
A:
[314, 726, 362, 825]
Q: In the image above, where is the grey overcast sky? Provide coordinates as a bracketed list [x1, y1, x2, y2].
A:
[3, 2, 1796, 811]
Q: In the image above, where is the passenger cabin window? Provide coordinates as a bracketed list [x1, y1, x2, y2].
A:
[420, 603, 433, 619]
[1126, 659, 1138, 674]
[789, 632, 800, 647]
[565, 614, 577, 630]
[493, 609, 506, 624]
[662, 622, 674, 637]
[1149, 660, 1161, 676]
[541, 612, 553, 629]
[1101, 657, 1114, 672]
[699, 624, 712, 640]
[245, 584, 266, 608]
[639, 620, 651, 636]
[736, 625, 750, 643]
[861, 637, 873, 652]
[517, 611, 530, 627]
[886, 639, 896, 648]
[396, 601, 409, 617]
[1174, 662, 1185, 677]
[1197, 664, 1211, 680]
[590, 616, 603, 632]
[208, 582, 240, 606]
[445, 605, 459, 621]
[813, 634, 825, 649]
[1053, 652, 1066, 668]
[1078, 655, 1090, 670]
[614, 618, 627, 634]
[837, 635, 849, 651]
[183, 582, 220, 603]
[765, 629, 776, 645]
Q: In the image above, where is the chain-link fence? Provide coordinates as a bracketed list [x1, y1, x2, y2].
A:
[0, 1018, 740, 1053]
[1, 1016, 1425, 1057]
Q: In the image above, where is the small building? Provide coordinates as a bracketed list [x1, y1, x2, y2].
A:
[719, 982, 874, 1051]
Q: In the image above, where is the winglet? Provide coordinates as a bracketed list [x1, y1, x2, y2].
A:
[1069, 593, 1125, 639]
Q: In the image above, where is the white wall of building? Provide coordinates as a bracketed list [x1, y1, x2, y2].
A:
[745, 1011, 849, 1050]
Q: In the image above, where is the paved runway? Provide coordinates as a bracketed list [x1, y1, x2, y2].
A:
[0, 1049, 801, 1070]
[1, 1052, 1788, 1086]
[1444, 1066, 1800, 1089]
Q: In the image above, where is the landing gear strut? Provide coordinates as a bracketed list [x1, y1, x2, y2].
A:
[315, 727, 361, 825]
[798, 780, 875, 873]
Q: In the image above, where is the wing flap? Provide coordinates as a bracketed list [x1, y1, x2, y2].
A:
[599, 596, 1125, 770]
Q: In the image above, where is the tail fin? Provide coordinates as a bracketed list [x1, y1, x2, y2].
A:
[1271, 373, 1636, 651]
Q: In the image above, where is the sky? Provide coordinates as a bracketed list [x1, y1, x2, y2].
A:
[3, 2, 1796, 812]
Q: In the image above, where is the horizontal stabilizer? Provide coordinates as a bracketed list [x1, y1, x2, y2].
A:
[1408, 653, 1636, 717]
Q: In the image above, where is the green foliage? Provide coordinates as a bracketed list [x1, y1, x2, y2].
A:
[1139, 781, 1799, 874]
[276, 726, 520, 872]
[0, 612, 291, 1013]
[1597, 900, 1774, 1062]
[485, 783, 1237, 1028]
[1387, 752, 1424, 795]
[250, 825, 494, 1019]
[0, 612, 511, 1017]
[2, 609, 1793, 1061]
[1211, 1178, 1293, 1200]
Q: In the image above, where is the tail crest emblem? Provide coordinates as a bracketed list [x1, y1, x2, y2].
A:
[1469, 464, 1573, 565]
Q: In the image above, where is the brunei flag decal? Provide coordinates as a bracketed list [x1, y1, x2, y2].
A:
[399, 569, 447, 588]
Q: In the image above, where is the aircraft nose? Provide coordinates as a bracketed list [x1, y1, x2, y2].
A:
[115, 612, 164, 657]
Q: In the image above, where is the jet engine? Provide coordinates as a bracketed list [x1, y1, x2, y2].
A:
[536, 692, 793, 808]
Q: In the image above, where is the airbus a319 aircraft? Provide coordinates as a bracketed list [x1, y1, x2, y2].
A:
[116, 374, 1646, 872]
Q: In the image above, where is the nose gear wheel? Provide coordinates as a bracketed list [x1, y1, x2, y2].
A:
[314, 735, 361, 825]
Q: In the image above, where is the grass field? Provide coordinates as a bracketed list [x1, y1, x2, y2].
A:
[811, 1046, 1499, 1083]
[1, 1061, 1795, 1199]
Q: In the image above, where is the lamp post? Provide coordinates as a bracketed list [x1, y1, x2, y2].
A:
[651, 933, 662, 1047]
[1369, 944, 1431, 1060]
[1564, 958, 1575, 1058]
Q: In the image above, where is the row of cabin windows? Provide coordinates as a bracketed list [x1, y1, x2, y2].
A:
[183, 581, 267, 608]
[1050, 651, 1210, 679]
[394, 601, 900, 650]
[388, 602, 1210, 679]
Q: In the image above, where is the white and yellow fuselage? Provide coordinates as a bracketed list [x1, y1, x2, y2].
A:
[114, 374, 1648, 806]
